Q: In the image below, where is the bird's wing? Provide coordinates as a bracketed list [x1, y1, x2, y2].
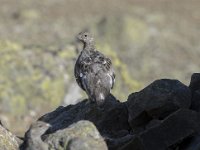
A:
[92, 50, 115, 89]
[74, 58, 86, 91]
[107, 64, 115, 89]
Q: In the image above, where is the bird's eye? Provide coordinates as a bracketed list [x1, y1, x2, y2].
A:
[84, 34, 87, 37]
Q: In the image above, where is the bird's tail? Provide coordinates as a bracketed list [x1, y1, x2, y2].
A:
[82, 72, 111, 106]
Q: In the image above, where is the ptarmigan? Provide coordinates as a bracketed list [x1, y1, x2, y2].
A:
[74, 32, 115, 106]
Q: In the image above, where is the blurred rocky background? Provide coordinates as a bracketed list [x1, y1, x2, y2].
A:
[0, 0, 199, 136]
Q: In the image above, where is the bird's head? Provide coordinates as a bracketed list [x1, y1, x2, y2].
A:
[77, 32, 94, 44]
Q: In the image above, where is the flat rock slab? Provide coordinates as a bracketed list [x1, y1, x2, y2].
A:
[126, 79, 191, 129]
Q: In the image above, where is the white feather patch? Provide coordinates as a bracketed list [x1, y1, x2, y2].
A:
[80, 73, 83, 77]
[99, 93, 104, 100]
[97, 80, 101, 84]
[107, 74, 113, 86]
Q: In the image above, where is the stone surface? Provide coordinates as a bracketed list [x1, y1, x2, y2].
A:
[39, 94, 130, 138]
[0, 123, 19, 150]
[20, 94, 130, 150]
[140, 109, 200, 150]
[180, 135, 200, 150]
[119, 109, 200, 150]
[189, 73, 200, 112]
[118, 136, 144, 150]
[190, 90, 200, 112]
[18, 76, 200, 150]
[126, 79, 191, 129]
[44, 120, 107, 150]
[189, 73, 200, 93]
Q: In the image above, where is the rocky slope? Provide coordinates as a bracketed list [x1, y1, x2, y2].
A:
[1, 73, 200, 150]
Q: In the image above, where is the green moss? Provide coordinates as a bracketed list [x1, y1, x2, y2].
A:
[59, 45, 76, 59]
[21, 9, 39, 20]
[10, 95, 26, 115]
[0, 40, 68, 116]
[0, 40, 22, 52]
[124, 16, 149, 44]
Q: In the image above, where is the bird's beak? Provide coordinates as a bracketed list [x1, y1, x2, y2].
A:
[76, 33, 82, 41]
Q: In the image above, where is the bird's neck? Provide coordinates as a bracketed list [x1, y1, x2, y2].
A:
[83, 42, 95, 51]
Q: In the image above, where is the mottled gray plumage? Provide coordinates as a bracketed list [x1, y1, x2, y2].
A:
[74, 32, 115, 106]
[21, 121, 50, 150]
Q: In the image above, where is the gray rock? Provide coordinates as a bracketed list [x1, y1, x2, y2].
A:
[0, 123, 19, 150]
[189, 73, 200, 93]
[44, 120, 107, 150]
[119, 109, 200, 150]
[67, 138, 100, 150]
[126, 79, 191, 129]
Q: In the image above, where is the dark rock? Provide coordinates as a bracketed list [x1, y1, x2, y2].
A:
[126, 79, 191, 129]
[189, 73, 200, 112]
[44, 120, 107, 150]
[190, 90, 200, 112]
[106, 134, 134, 150]
[119, 109, 200, 150]
[118, 136, 145, 150]
[145, 119, 161, 130]
[189, 73, 200, 93]
[179, 135, 200, 150]
[140, 109, 200, 150]
[39, 94, 130, 138]
[20, 94, 130, 149]
[20, 78, 200, 150]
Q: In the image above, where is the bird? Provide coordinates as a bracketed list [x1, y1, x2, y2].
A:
[74, 31, 115, 106]
[21, 121, 50, 150]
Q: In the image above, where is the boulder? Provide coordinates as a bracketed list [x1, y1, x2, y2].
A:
[189, 73, 200, 93]
[190, 90, 200, 112]
[39, 94, 130, 139]
[0, 123, 19, 150]
[189, 72, 200, 112]
[126, 79, 191, 129]
[119, 109, 200, 150]
[44, 120, 107, 150]
[21, 94, 130, 150]
[19, 77, 200, 150]
[179, 135, 200, 150]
